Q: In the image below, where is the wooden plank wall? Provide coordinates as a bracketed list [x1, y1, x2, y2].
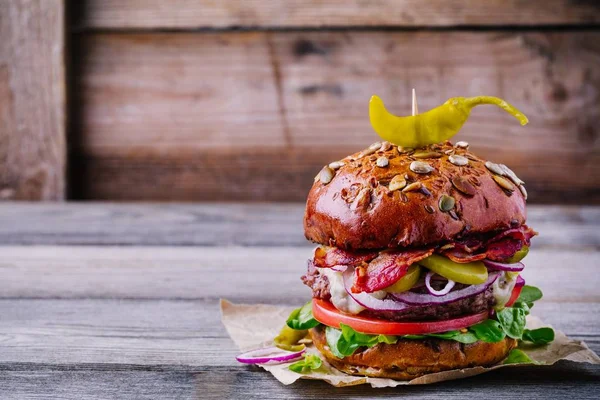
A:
[67, 1, 599, 203]
[0, 0, 66, 200]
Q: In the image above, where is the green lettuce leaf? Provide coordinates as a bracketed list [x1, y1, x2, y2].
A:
[517, 285, 543, 308]
[425, 330, 479, 344]
[377, 334, 399, 344]
[522, 327, 555, 345]
[503, 349, 537, 365]
[286, 301, 320, 330]
[325, 324, 398, 358]
[469, 319, 506, 343]
[497, 306, 527, 339]
[325, 326, 347, 358]
[288, 353, 322, 373]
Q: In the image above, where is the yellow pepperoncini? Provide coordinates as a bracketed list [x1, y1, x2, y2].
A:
[273, 325, 307, 352]
[369, 95, 529, 148]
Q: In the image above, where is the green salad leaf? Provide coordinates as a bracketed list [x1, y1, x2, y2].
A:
[503, 349, 537, 365]
[325, 326, 346, 358]
[497, 306, 527, 339]
[326, 324, 398, 358]
[402, 334, 427, 339]
[425, 330, 479, 344]
[285, 286, 554, 355]
[517, 285, 543, 308]
[377, 334, 399, 344]
[469, 319, 506, 343]
[286, 301, 320, 330]
[288, 353, 322, 373]
[522, 327, 555, 345]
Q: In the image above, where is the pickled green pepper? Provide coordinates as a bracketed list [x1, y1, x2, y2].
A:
[369, 95, 529, 148]
[273, 325, 307, 352]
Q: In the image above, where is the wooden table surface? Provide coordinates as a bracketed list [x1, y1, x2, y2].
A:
[0, 202, 599, 399]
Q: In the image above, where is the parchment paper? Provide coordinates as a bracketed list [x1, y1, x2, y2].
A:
[221, 299, 600, 387]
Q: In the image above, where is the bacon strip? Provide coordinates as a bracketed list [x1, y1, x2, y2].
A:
[310, 225, 537, 292]
[442, 225, 537, 263]
[312, 246, 378, 269]
[442, 249, 487, 263]
[352, 248, 434, 293]
[486, 225, 537, 247]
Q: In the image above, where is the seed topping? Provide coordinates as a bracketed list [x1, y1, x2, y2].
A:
[402, 182, 422, 193]
[319, 166, 334, 184]
[448, 155, 469, 166]
[485, 161, 504, 176]
[519, 185, 528, 200]
[328, 161, 345, 170]
[352, 188, 371, 210]
[492, 175, 515, 192]
[451, 176, 476, 196]
[376, 156, 389, 168]
[438, 194, 456, 212]
[388, 175, 407, 191]
[413, 151, 442, 159]
[500, 164, 525, 186]
[410, 161, 434, 174]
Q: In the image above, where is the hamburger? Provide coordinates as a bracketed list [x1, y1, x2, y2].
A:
[268, 95, 554, 380]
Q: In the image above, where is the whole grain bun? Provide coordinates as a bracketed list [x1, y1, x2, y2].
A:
[310, 325, 517, 380]
[304, 141, 527, 249]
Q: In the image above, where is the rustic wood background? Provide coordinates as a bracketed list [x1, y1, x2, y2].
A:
[1, 0, 600, 202]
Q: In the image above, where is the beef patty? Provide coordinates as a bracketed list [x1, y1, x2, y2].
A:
[301, 261, 495, 322]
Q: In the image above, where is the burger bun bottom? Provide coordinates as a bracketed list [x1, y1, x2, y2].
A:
[310, 325, 517, 380]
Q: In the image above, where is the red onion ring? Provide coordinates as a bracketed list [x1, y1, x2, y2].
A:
[391, 272, 499, 306]
[425, 271, 455, 296]
[410, 274, 447, 290]
[515, 274, 526, 288]
[342, 267, 411, 311]
[236, 346, 305, 364]
[330, 265, 347, 272]
[483, 259, 525, 272]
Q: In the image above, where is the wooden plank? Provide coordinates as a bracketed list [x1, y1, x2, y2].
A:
[72, 31, 600, 203]
[0, 0, 66, 200]
[0, 203, 598, 248]
[71, 33, 285, 151]
[0, 298, 597, 366]
[74, 0, 600, 29]
[0, 365, 198, 400]
[0, 245, 597, 302]
[0, 243, 598, 396]
[1, 363, 599, 400]
[70, 149, 319, 202]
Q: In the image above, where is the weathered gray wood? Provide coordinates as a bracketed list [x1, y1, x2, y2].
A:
[0, 245, 597, 302]
[0, 244, 597, 368]
[0, 204, 598, 397]
[0, 363, 599, 400]
[0, 203, 598, 248]
[0, 299, 597, 367]
[0, 364, 198, 400]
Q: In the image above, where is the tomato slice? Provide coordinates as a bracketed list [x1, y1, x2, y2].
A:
[312, 299, 489, 335]
[505, 285, 523, 307]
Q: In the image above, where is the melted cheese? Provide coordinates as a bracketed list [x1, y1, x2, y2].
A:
[492, 271, 518, 310]
[318, 268, 387, 315]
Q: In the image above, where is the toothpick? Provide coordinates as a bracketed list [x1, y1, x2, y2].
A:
[412, 88, 418, 116]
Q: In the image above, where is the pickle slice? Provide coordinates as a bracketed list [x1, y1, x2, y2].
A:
[418, 254, 488, 285]
[504, 246, 529, 263]
[273, 325, 307, 352]
[385, 265, 421, 293]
